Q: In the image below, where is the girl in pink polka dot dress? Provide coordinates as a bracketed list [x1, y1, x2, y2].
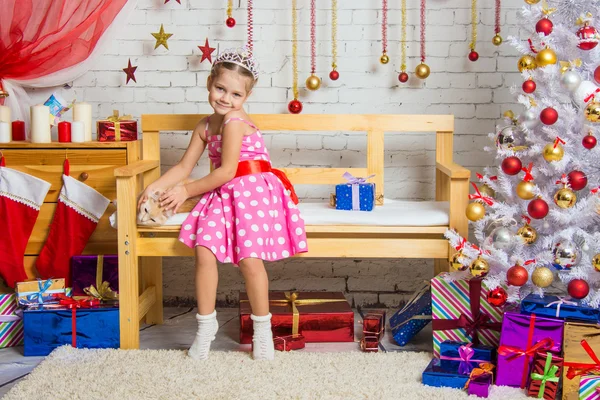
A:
[138, 47, 307, 361]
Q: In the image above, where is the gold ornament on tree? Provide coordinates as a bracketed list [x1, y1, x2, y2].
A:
[592, 254, 600, 272]
[518, 55, 537, 72]
[466, 202, 485, 221]
[554, 175, 577, 208]
[480, 184, 495, 198]
[415, 0, 430, 79]
[536, 47, 558, 67]
[492, 0, 502, 46]
[585, 101, 600, 122]
[532, 266, 554, 287]
[470, 256, 490, 278]
[517, 181, 536, 200]
[543, 137, 565, 162]
[517, 224, 537, 244]
[525, 0, 541, 4]
[450, 252, 468, 271]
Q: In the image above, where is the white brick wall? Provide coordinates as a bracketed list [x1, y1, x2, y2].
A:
[28, 0, 527, 307]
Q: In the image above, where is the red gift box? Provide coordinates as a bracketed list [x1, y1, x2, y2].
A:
[363, 310, 386, 341]
[239, 291, 354, 344]
[274, 334, 305, 351]
[97, 110, 137, 142]
[360, 335, 379, 352]
[527, 351, 563, 400]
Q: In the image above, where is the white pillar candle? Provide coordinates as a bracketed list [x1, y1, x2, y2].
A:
[73, 102, 92, 142]
[30, 105, 51, 143]
[71, 121, 85, 143]
[0, 106, 12, 139]
[0, 121, 11, 143]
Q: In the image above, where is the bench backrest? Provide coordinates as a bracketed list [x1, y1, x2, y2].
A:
[140, 114, 455, 205]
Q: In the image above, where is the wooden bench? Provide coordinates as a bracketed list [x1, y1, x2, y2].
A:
[114, 114, 471, 349]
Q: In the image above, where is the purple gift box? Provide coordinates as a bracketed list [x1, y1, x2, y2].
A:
[496, 311, 564, 389]
[71, 255, 118, 298]
[468, 372, 493, 398]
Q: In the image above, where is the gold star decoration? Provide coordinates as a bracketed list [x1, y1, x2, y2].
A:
[123, 59, 138, 84]
[152, 24, 173, 50]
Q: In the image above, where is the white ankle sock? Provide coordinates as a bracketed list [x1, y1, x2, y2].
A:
[188, 310, 219, 360]
[251, 313, 274, 360]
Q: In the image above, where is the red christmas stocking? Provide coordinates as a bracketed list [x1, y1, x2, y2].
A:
[0, 156, 51, 288]
[36, 160, 110, 286]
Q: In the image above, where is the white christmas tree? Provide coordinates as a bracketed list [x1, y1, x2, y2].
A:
[446, 0, 600, 308]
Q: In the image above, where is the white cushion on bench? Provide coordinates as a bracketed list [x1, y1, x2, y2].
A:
[162, 198, 449, 227]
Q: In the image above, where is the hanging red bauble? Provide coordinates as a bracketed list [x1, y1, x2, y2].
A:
[540, 107, 558, 125]
[288, 99, 303, 114]
[468, 51, 479, 62]
[528, 198, 549, 219]
[501, 156, 522, 175]
[595, 66, 600, 85]
[329, 70, 339, 80]
[536, 18, 553, 35]
[226, 17, 236, 28]
[487, 287, 508, 307]
[567, 279, 590, 299]
[507, 264, 529, 286]
[398, 72, 409, 83]
[522, 79, 536, 93]
[567, 170, 588, 191]
[577, 23, 600, 51]
[583, 133, 597, 149]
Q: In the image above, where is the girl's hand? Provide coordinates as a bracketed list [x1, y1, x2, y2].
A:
[138, 185, 157, 211]
[160, 185, 190, 213]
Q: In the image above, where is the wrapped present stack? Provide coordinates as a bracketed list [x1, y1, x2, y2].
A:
[360, 310, 385, 352]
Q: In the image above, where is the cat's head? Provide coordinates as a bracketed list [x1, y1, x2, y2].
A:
[137, 190, 175, 226]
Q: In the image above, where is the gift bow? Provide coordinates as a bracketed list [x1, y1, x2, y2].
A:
[498, 337, 555, 361]
[440, 343, 489, 375]
[342, 172, 375, 184]
[544, 296, 577, 318]
[559, 59, 582, 74]
[0, 309, 22, 323]
[102, 110, 134, 141]
[565, 339, 600, 379]
[469, 182, 494, 206]
[522, 163, 534, 182]
[24, 279, 61, 305]
[576, 12, 593, 26]
[530, 352, 560, 399]
[58, 295, 101, 348]
[464, 363, 495, 390]
[82, 255, 119, 301]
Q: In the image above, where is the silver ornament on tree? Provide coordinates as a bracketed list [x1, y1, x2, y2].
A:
[552, 240, 580, 269]
[484, 226, 514, 250]
[560, 70, 582, 92]
[518, 110, 540, 130]
[496, 125, 518, 149]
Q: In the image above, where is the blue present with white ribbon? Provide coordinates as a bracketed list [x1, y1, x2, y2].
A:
[520, 293, 599, 323]
[390, 283, 432, 346]
[16, 278, 66, 306]
[335, 172, 375, 211]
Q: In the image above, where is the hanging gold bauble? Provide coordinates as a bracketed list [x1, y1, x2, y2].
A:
[524, 0, 541, 4]
[518, 55, 537, 72]
[535, 47, 558, 67]
[450, 252, 467, 271]
[479, 184, 496, 199]
[517, 223, 537, 244]
[306, 74, 321, 91]
[380, 53, 390, 64]
[415, 63, 430, 79]
[554, 187, 577, 208]
[466, 202, 485, 222]
[516, 181, 536, 200]
[542, 143, 564, 162]
[470, 257, 490, 278]
[492, 34, 503, 46]
[592, 254, 600, 272]
[585, 102, 600, 123]
[531, 267, 554, 288]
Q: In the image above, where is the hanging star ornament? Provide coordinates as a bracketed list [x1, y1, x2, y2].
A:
[122, 59, 138, 84]
[152, 24, 173, 50]
[164, 0, 181, 3]
[198, 38, 216, 63]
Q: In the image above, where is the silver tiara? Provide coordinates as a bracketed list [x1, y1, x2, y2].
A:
[213, 46, 259, 80]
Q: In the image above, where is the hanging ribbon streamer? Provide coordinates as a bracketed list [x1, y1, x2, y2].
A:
[415, 0, 430, 79]
[288, 0, 302, 114]
[329, 0, 339, 80]
[380, 0, 389, 64]
[225, 0, 235, 27]
[247, 0, 253, 53]
[493, 0, 502, 45]
[398, 0, 408, 82]
[305, 0, 321, 91]
[469, 0, 479, 61]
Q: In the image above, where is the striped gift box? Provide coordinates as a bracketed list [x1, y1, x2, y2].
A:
[580, 375, 600, 400]
[431, 273, 503, 357]
[0, 293, 24, 348]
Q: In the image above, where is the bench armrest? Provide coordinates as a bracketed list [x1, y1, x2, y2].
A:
[436, 161, 471, 179]
[114, 160, 160, 177]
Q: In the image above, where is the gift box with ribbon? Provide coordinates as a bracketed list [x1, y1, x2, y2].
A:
[362, 310, 386, 341]
[16, 278, 66, 306]
[579, 374, 600, 400]
[439, 341, 496, 369]
[431, 274, 504, 358]
[562, 322, 600, 400]
[520, 293, 600, 323]
[360, 335, 379, 352]
[390, 283, 431, 346]
[526, 351, 563, 400]
[496, 311, 564, 389]
[466, 365, 495, 398]
[422, 358, 491, 389]
[239, 291, 354, 344]
[0, 293, 23, 348]
[71, 255, 119, 301]
[97, 110, 137, 142]
[23, 295, 119, 356]
[273, 334, 305, 351]
[334, 172, 375, 211]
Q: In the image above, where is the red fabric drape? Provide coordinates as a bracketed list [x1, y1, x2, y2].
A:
[0, 0, 128, 101]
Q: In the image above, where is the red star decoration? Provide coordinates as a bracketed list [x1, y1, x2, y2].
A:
[198, 38, 216, 63]
[123, 58, 138, 84]
[164, 0, 181, 3]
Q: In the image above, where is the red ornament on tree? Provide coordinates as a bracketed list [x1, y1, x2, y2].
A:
[501, 156, 522, 175]
[288, 99, 303, 114]
[507, 264, 529, 286]
[577, 23, 600, 50]
[528, 198, 549, 219]
[487, 287, 508, 307]
[567, 279, 590, 299]
[468, 51, 479, 62]
[522, 79, 536, 94]
[540, 107, 558, 125]
[583, 133, 597, 149]
[536, 18, 553, 35]
[567, 170, 588, 191]
[329, 70, 339, 81]
[226, 17, 236, 28]
[398, 72, 409, 83]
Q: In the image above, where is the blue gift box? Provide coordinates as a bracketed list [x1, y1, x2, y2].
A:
[23, 306, 119, 356]
[439, 341, 496, 369]
[335, 173, 375, 211]
[520, 294, 599, 323]
[390, 284, 431, 346]
[422, 358, 476, 389]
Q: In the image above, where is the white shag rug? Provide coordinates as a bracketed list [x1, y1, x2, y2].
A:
[5, 346, 530, 400]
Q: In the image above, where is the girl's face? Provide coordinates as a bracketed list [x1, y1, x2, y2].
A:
[207, 69, 252, 115]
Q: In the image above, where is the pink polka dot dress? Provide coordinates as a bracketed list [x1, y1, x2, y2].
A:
[179, 117, 308, 265]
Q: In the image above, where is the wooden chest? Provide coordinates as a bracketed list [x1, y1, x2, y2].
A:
[0, 141, 140, 281]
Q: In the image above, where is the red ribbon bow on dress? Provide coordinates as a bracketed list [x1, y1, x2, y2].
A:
[469, 182, 494, 206]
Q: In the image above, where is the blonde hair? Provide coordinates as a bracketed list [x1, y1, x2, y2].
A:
[210, 62, 257, 92]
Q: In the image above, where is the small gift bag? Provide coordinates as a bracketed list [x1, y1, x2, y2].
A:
[333, 172, 375, 211]
[97, 110, 138, 141]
